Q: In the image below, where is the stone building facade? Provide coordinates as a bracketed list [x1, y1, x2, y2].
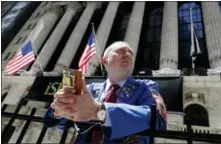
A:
[1, 1, 221, 143]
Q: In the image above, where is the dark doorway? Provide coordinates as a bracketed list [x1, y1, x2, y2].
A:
[184, 104, 209, 126]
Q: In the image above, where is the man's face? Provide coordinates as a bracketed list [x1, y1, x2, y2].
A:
[106, 47, 134, 74]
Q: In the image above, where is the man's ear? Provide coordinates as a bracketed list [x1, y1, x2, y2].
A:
[101, 57, 107, 64]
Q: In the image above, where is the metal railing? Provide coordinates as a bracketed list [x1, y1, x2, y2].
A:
[2, 98, 221, 144]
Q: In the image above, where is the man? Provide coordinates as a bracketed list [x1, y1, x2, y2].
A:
[43, 41, 167, 143]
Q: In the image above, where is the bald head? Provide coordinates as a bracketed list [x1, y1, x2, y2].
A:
[103, 41, 134, 59]
[102, 41, 134, 80]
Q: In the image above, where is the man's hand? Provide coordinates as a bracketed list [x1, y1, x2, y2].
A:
[51, 78, 101, 122]
[152, 93, 167, 120]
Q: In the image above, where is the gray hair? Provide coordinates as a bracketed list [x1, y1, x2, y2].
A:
[103, 41, 133, 58]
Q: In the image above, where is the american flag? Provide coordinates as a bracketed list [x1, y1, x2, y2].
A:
[5, 41, 35, 76]
[79, 32, 96, 73]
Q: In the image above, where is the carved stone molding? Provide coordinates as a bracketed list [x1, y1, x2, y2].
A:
[31, 64, 42, 72]
[160, 59, 178, 65]
[184, 92, 206, 109]
[66, 2, 83, 12]
[167, 123, 221, 135]
[86, 2, 102, 10]
[207, 66, 221, 76]
[54, 63, 67, 73]
[19, 71, 37, 76]
[45, 5, 64, 18]
[152, 68, 181, 77]
[43, 72, 61, 76]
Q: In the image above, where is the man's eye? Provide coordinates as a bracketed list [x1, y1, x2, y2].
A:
[118, 51, 124, 54]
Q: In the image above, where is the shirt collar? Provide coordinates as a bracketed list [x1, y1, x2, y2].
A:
[105, 78, 128, 93]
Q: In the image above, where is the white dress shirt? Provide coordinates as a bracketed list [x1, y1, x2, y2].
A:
[102, 78, 127, 126]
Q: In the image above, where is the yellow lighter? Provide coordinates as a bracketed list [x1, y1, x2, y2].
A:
[62, 68, 83, 144]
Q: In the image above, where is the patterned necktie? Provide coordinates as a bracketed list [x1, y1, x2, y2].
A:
[104, 84, 120, 103]
[91, 84, 120, 144]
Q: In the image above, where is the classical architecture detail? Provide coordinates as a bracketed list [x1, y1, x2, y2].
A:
[124, 2, 145, 57]
[67, 2, 83, 12]
[44, 5, 64, 18]
[54, 63, 67, 73]
[42, 72, 61, 76]
[207, 66, 221, 76]
[30, 2, 82, 73]
[86, 2, 120, 76]
[167, 123, 221, 134]
[152, 68, 181, 77]
[31, 64, 42, 72]
[159, 2, 178, 69]
[18, 71, 38, 76]
[2, 2, 221, 143]
[184, 92, 206, 107]
[201, 2, 221, 69]
[53, 2, 99, 73]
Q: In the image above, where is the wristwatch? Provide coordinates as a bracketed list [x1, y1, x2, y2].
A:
[97, 103, 106, 123]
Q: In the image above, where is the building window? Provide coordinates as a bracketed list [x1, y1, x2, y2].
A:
[178, 2, 209, 69]
[3, 13, 15, 20]
[146, 7, 163, 70]
[1, 18, 13, 29]
[8, 9, 18, 15]
[12, 2, 29, 10]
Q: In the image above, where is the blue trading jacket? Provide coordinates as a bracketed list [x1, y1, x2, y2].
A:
[43, 77, 167, 144]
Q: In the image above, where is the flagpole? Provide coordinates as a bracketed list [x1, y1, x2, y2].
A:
[189, 8, 195, 70]
[91, 23, 105, 77]
[193, 28, 202, 54]
[30, 42, 44, 72]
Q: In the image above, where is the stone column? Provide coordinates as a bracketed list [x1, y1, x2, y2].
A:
[26, 5, 63, 53]
[86, 2, 120, 76]
[201, 2, 221, 69]
[159, 2, 178, 70]
[53, 2, 99, 73]
[124, 2, 145, 59]
[30, 2, 82, 73]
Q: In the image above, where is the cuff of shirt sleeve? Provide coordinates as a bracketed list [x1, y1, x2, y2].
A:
[102, 102, 112, 127]
[50, 108, 63, 119]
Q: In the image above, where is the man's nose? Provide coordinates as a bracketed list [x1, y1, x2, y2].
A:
[123, 54, 129, 58]
[123, 52, 132, 58]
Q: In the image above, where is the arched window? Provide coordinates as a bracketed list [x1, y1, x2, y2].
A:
[178, 2, 209, 69]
